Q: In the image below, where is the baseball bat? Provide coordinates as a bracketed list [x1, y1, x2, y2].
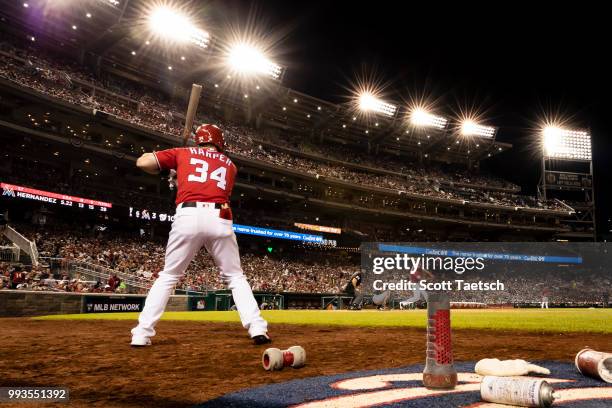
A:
[181, 83, 203, 146]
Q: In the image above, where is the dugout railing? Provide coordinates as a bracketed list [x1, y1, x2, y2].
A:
[321, 295, 354, 310]
[69, 260, 151, 292]
[1, 225, 39, 266]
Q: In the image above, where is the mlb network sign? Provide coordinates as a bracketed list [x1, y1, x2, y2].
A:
[83, 296, 144, 313]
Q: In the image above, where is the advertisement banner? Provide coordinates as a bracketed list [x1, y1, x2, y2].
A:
[232, 224, 323, 242]
[294, 222, 342, 234]
[83, 296, 145, 313]
[544, 171, 592, 189]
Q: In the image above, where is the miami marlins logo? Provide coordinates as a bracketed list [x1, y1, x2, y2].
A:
[2, 187, 15, 197]
[197, 362, 612, 407]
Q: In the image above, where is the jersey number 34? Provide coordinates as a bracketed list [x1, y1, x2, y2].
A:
[187, 158, 227, 190]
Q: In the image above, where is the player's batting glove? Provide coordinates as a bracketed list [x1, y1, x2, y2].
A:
[168, 170, 177, 191]
[475, 359, 551, 376]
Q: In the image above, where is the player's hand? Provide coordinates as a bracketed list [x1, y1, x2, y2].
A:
[168, 170, 177, 190]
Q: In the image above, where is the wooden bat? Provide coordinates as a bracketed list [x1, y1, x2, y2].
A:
[181, 83, 203, 146]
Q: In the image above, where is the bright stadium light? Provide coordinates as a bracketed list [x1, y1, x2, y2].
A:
[460, 119, 496, 138]
[227, 43, 282, 80]
[543, 126, 591, 160]
[358, 92, 397, 117]
[148, 6, 209, 48]
[410, 108, 447, 129]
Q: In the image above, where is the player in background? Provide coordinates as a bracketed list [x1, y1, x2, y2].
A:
[399, 267, 434, 309]
[541, 288, 550, 309]
[371, 290, 391, 310]
[130, 124, 270, 346]
[345, 270, 364, 309]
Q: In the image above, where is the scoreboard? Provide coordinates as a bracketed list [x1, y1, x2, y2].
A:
[0, 182, 112, 212]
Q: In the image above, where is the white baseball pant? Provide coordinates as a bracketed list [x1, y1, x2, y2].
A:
[131, 205, 268, 339]
[401, 287, 428, 307]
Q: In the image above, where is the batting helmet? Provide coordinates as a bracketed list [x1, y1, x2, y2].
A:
[194, 124, 224, 152]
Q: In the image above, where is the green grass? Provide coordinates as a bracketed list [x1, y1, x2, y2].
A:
[33, 308, 612, 333]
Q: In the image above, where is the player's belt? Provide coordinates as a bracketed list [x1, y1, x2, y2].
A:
[179, 201, 224, 209]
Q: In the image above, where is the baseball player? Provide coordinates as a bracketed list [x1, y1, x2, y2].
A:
[399, 267, 434, 309]
[372, 290, 391, 310]
[540, 288, 549, 309]
[130, 124, 270, 346]
[344, 271, 364, 310]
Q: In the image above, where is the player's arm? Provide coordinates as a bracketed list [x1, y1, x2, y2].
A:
[136, 153, 160, 175]
[137, 149, 177, 175]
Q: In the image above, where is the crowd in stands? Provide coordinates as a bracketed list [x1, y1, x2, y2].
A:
[443, 267, 610, 306]
[0, 40, 183, 137]
[255, 132, 519, 191]
[1, 224, 356, 294]
[0, 261, 127, 293]
[226, 130, 566, 211]
[0, 36, 569, 213]
[2, 222, 609, 306]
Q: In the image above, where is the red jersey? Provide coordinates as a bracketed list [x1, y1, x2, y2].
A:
[154, 147, 237, 205]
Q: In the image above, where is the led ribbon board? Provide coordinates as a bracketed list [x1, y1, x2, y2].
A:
[294, 222, 342, 234]
[233, 224, 323, 243]
[377, 244, 583, 264]
[127, 208, 323, 243]
[1, 182, 112, 210]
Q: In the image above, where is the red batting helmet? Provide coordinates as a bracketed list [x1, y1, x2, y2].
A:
[194, 124, 224, 151]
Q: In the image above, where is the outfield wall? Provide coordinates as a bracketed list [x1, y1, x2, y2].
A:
[1, 290, 606, 317]
[0, 290, 189, 317]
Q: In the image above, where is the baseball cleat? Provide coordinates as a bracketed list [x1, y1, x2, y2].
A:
[130, 336, 152, 347]
[252, 333, 272, 345]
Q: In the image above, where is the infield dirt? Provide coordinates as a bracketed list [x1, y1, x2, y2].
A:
[1, 318, 610, 407]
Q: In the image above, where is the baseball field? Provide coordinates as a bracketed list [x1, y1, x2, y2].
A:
[34, 308, 612, 332]
[1, 309, 610, 407]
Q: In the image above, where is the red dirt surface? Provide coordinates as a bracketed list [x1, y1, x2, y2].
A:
[0, 318, 608, 408]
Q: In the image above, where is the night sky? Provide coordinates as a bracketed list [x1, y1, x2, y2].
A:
[209, 1, 610, 236]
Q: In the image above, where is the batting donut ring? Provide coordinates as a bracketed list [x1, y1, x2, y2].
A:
[262, 346, 306, 371]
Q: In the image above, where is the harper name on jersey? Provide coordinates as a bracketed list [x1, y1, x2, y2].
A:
[187, 147, 233, 164]
[154, 147, 237, 205]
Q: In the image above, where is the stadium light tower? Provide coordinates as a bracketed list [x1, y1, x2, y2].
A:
[538, 124, 594, 240]
[358, 92, 397, 117]
[226, 43, 282, 80]
[147, 6, 210, 48]
[542, 126, 592, 161]
[410, 108, 447, 129]
[460, 119, 496, 138]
